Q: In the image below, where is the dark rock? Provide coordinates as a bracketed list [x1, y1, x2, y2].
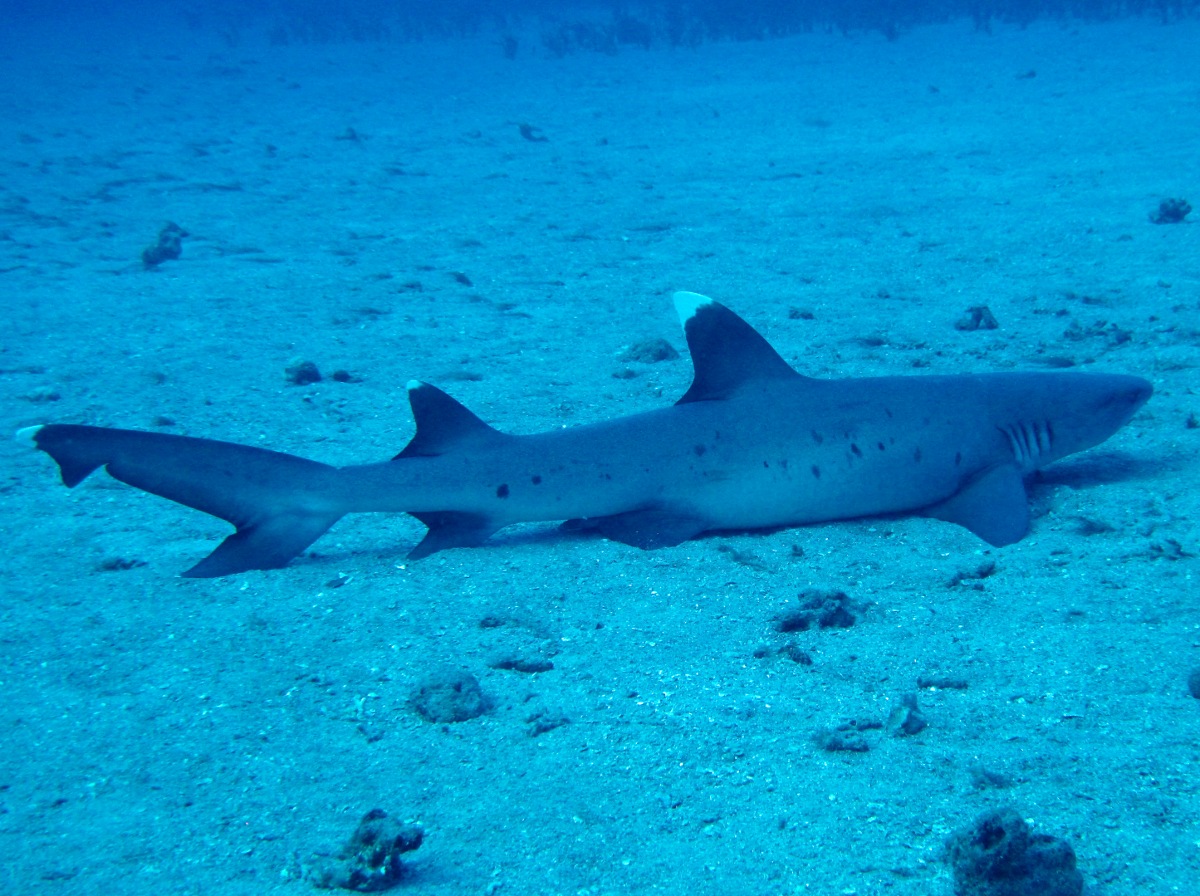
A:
[489, 653, 554, 674]
[968, 765, 1015, 791]
[97, 556, 147, 572]
[946, 808, 1083, 896]
[1187, 668, 1200, 699]
[887, 693, 928, 736]
[775, 589, 858, 632]
[517, 122, 549, 142]
[1150, 197, 1191, 224]
[620, 338, 679, 363]
[955, 306, 999, 331]
[779, 641, 813, 665]
[286, 359, 322, 385]
[917, 676, 969, 690]
[526, 707, 570, 737]
[948, 561, 997, 588]
[410, 668, 489, 723]
[816, 729, 870, 753]
[141, 222, 188, 269]
[308, 809, 423, 892]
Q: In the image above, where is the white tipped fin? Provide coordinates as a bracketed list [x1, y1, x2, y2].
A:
[406, 380, 424, 392]
[15, 425, 44, 448]
[673, 291, 715, 327]
[673, 293, 805, 404]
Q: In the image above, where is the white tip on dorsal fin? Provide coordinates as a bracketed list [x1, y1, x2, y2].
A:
[673, 291, 716, 329]
[16, 425, 44, 448]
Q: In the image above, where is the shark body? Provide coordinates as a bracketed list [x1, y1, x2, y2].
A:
[19, 293, 1151, 577]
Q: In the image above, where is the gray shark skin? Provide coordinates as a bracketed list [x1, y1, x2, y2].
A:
[18, 292, 1151, 577]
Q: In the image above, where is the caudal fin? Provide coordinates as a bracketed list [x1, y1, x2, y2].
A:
[19, 424, 342, 577]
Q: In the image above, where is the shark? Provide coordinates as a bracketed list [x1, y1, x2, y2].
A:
[17, 292, 1151, 577]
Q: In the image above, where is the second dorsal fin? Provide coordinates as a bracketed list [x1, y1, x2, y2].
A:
[673, 292, 805, 403]
[394, 381, 504, 459]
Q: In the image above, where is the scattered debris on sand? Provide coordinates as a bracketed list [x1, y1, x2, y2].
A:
[886, 693, 928, 737]
[1149, 197, 1190, 224]
[141, 221, 187, 269]
[774, 589, 859, 632]
[410, 668, 490, 723]
[285, 359, 323, 385]
[945, 807, 1083, 896]
[955, 305, 999, 331]
[308, 809, 423, 892]
[620, 338, 679, 364]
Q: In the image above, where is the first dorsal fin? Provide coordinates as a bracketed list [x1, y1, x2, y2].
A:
[394, 381, 504, 459]
[673, 292, 804, 403]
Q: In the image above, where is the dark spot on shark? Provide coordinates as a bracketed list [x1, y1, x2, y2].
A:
[955, 451, 962, 466]
[914, 447, 922, 463]
[850, 443, 863, 458]
[811, 430, 824, 445]
[811, 465, 821, 478]
[531, 475, 542, 485]
[877, 442, 886, 451]
[693, 444, 707, 457]
[497, 484, 510, 498]
[885, 408, 894, 418]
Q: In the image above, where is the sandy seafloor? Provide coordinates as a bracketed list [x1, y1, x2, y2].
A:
[1, 13, 1198, 896]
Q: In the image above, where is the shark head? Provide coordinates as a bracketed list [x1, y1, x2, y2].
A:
[991, 372, 1152, 471]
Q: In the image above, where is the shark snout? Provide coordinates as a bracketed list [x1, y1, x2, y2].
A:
[1019, 372, 1153, 465]
[1106, 375, 1153, 425]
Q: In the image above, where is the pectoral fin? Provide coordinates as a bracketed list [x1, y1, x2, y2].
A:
[923, 464, 1030, 547]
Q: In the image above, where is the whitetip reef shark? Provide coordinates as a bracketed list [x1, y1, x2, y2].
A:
[18, 292, 1151, 577]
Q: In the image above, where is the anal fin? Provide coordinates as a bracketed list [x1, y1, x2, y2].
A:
[923, 464, 1030, 547]
[408, 511, 498, 559]
[561, 507, 709, 550]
